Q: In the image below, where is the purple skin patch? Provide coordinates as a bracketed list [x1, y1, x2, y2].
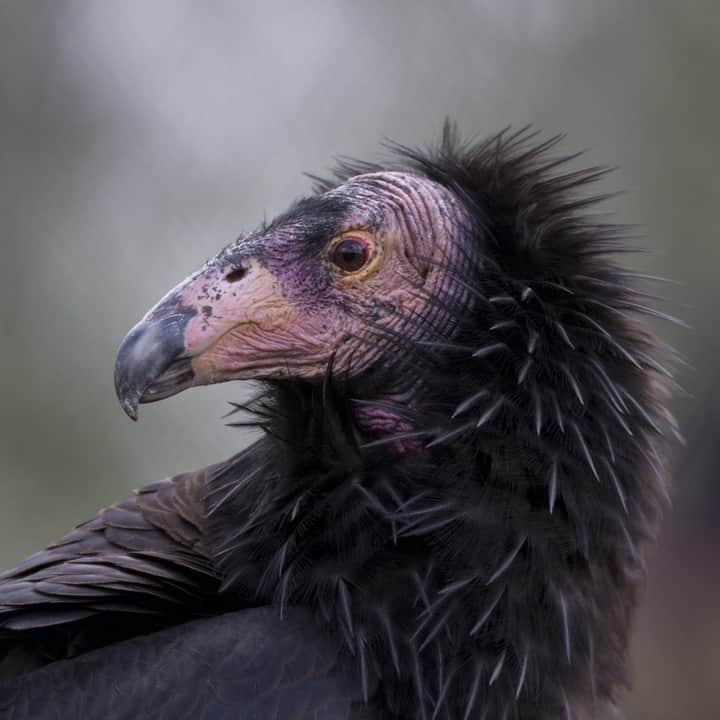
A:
[353, 400, 423, 454]
[115, 171, 476, 441]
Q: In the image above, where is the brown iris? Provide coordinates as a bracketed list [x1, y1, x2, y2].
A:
[331, 237, 370, 272]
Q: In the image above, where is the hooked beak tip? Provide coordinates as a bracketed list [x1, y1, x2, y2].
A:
[113, 310, 195, 421]
[118, 390, 140, 421]
[113, 363, 144, 421]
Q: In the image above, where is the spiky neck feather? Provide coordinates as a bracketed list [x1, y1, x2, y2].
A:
[207, 128, 672, 719]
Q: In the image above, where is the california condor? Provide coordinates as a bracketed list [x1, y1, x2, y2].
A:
[0, 126, 676, 719]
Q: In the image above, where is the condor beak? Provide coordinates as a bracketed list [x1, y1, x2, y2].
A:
[114, 311, 197, 420]
[114, 255, 296, 420]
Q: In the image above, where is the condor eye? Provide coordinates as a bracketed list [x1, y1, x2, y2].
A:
[331, 236, 370, 273]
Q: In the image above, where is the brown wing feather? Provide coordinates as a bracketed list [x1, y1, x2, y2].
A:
[0, 461, 226, 675]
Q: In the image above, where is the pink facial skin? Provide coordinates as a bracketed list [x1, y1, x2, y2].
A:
[178, 260, 335, 384]
[134, 171, 476, 438]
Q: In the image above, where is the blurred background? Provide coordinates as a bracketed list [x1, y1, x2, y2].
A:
[0, 1, 717, 717]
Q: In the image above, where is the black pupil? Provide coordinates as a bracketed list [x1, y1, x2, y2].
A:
[333, 238, 368, 271]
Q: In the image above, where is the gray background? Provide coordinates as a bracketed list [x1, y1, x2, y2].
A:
[1, 2, 717, 717]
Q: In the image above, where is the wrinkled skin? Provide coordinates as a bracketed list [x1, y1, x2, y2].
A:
[115, 172, 472, 418]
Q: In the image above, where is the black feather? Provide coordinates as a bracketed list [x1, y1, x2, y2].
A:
[204, 126, 674, 718]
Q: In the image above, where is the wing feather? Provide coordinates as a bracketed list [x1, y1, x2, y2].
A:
[0, 458, 228, 675]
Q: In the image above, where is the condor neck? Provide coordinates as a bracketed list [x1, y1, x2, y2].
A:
[208, 371, 653, 719]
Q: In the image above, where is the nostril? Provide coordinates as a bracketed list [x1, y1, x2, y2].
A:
[225, 266, 248, 284]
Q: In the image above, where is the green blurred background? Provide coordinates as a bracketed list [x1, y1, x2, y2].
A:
[0, 2, 717, 717]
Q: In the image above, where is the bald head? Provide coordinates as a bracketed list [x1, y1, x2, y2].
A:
[114, 171, 476, 416]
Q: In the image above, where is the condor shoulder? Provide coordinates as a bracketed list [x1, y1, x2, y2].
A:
[0, 445, 268, 676]
[0, 464, 216, 627]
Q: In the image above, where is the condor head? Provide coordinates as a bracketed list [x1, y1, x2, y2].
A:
[114, 171, 472, 419]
